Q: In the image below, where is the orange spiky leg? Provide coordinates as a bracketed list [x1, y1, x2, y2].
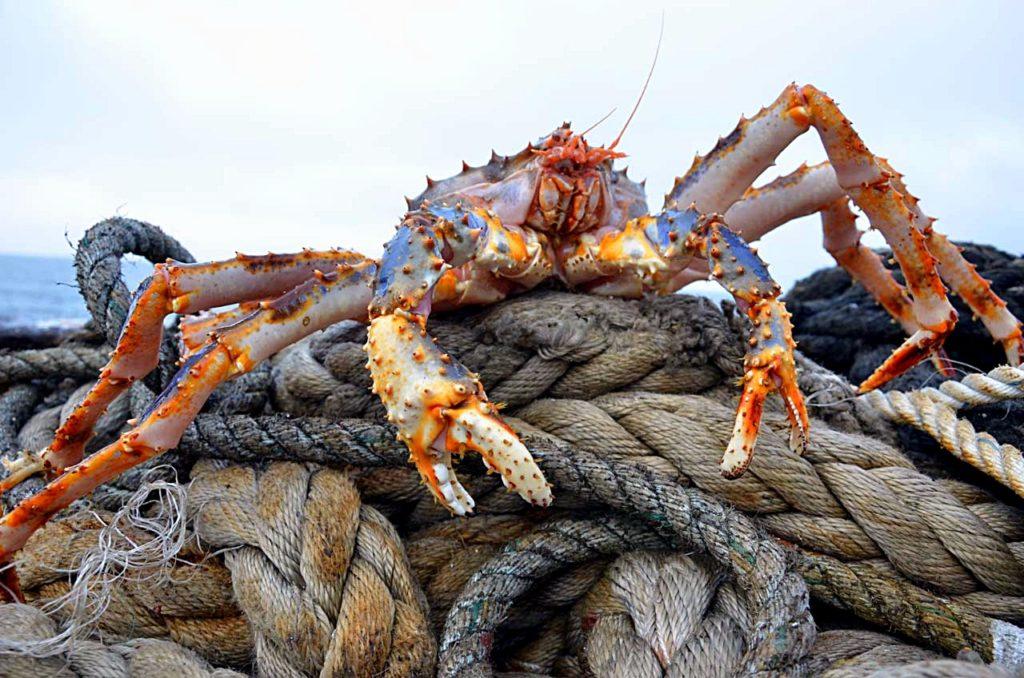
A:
[876, 159, 1024, 367]
[557, 207, 808, 477]
[366, 202, 552, 514]
[0, 259, 376, 586]
[691, 217, 808, 476]
[0, 250, 363, 496]
[727, 157, 1020, 374]
[178, 301, 264, 356]
[925, 230, 1024, 366]
[663, 84, 960, 392]
[798, 86, 958, 392]
[710, 162, 955, 376]
[820, 197, 954, 376]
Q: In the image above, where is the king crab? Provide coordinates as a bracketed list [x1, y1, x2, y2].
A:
[0, 83, 1020, 597]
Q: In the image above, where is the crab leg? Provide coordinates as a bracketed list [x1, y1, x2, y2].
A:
[820, 197, 922, 332]
[877, 159, 1024, 366]
[687, 215, 808, 476]
[178, 301, 263, 355]
[0, 259, 376, 574]
[722, 162, 843, 241]
[723, 164, 955, 375]
[559, 208, 808, 477]
[722, 165, 923, 338]
[800, 86, 959, 390]
[666, 84, 961, 391]
[0, 250, 361, 493]
[366, 202, 551, 513]
[665, 86, 809, 215]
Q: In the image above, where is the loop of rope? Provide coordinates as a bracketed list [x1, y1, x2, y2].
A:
[74, 217, 193, 344]
[436, 509, 811, 678]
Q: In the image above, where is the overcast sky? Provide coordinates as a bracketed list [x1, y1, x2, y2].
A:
[2, 1, 1021, 294]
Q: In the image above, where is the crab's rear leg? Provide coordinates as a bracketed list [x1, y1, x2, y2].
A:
[366, 203, 551, 513]
[0, 259, 376, 573]
[665, 85, 960, 391]
[799, 86, 959, 390]
[0, 250, 359, 494]
[718, 163, 955, 376]
[178, 301, 264, 356]
[877, 159, 1024, 367]
[716, 139, 1022, 373]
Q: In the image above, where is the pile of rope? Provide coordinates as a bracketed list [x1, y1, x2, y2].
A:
[2, 218, 1024, 677]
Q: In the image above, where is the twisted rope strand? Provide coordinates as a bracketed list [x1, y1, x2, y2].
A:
[862, 383, 1024, 499]
[907, 366, 1024, 412]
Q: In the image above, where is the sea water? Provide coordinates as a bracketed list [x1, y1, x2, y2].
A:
[0, 253, 150, 330]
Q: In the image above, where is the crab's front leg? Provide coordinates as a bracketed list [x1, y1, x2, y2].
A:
[677, 212, 809, 476]
[565, 208, 807, 477]
[366, 203, 551, 514]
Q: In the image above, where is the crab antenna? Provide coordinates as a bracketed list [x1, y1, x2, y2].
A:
[607, 16, 664, 150]
[581, 107, 618, 138]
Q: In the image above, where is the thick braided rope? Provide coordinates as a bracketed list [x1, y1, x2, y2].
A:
[862, 381, 1024, 499]
[8, 502, 989, 676]
[0, 603, 244, 677]
[187, 459, 437, 677]
[172, 415, 1024, 662]
[913, 366, 1024, 411]
[807, 630, 1017, 677]
[542, 391, 1024, 600]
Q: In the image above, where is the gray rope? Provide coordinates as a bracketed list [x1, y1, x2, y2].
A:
[0, 347, 108, 389]
[74, 217, 193, 344]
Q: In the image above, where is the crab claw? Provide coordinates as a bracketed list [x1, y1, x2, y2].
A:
[721, 299, 808, 478]
[366, 312, 552, 513]
[856, 318, 955, 393]
[424, 438, 476, 516]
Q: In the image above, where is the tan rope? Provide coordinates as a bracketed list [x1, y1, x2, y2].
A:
[13, 510, 252, 668]
[513, 392, 1024, 601]
[187, 459, 437, 677]
[912, 365, 1024, 411]
[862, 380, 1024, 499]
